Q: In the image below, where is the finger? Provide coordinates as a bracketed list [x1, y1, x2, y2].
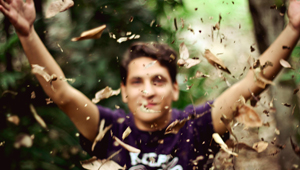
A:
[0, 5, 9, 16]
[0, 0, 10, 9]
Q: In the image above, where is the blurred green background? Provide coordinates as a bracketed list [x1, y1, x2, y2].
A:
[0, 0, 299, 169]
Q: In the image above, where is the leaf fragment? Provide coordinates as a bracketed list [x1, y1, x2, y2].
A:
[91, 119, 112, 151]
[14, 133, 33, 148]
[45, 0, 74, 18]
[165, 119, 187, 135]
[29, 104, 48, 130]
[7, 115, 20, 125]
[279, 59, 292, 68]
[204, 49, 231, 74]
[122, 127, 131, 140]
[252, 141, 268, 153]
[253, 69, 275, 89]
[92, 86, 120, 104]
[113, 136, 141, 153]
[179, 42, 189, 60]
[290, 136, 300, 158]
[234, 103, 263, 128]
[72, 25, 106, 41]
[212, 133, 238, 156]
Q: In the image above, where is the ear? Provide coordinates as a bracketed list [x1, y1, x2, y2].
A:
[172, 81, 179, 101]
[121, 83, 128, 103]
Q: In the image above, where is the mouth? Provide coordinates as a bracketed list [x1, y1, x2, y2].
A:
[139, 101, 161, 113]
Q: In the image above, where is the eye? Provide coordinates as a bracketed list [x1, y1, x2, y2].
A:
[131, 79, 142, 85]
[153, 76, 165, 86]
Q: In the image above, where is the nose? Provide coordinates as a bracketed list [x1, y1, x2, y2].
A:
[142, 81, 155, 98]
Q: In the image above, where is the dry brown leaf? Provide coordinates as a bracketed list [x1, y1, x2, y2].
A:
[165, 119, 187, 135]
[122, 127, 131, 140]
[235, 104, 262, 128]
[14, 133, 33, 148]
[92, 86, 120, 104]
[252, 141, 268, 153]
[7, 115, 20, 125]
[31, 64, 51, 82]
[280, 59, 292, 68]
[212, 133, 238, 156]
[29, 104, 48, 130]
[195, 71, 210, 78]
[184, 58, 201, 68]
[45, 0, 74, 18]
[91, 119, 112, 151]
[81, 156, 124, 170]
[31, 91, 36, 99]
[72, 25, 106, 41]
[253, 69, 275, 89]
[290, 136, 300, 158]
[204, 49, 231, 74]
[179, 42, 189, 60]
[113, 136, 141, 153]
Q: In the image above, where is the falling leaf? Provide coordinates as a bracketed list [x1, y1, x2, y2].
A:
[122, 127, 131, 140]
[234, 104, 263, 128]
[195, 71, 210, 78]
[92, 87, 120, 104]
[31, 64, 51, 82]
[204, 49, 231, 74]
[144, 60, 157, 69]
[29, 104, 48, 130]
[212, 133, 238, 156]
[150, 20, 155, 27]
[91, 119, 112, 151]
[113, 136, 141, 153]
[280, 59, 292, 68]
[250, 45, 255, 52]
[81, 156, 123, 170]
[14, 133, 33, 148]
[165, 119, 187, 135]
[45, 0, 74, 18]
[253, 69, 275, 89]
[293, 88, 299, 94]
[2, 90, 18, 96]
[270, 4, 277, 9]
[31, 91, 36, 99]
[117, 118, 125, 124]
[290, 136, 300, 157]
[174, 18, 178, 31]
[183, 58, 201, 68]
[252, 141, 268, 153]
[282, 46, 291, 49]
[191, 155, 204, 165]
[116, 37, 128, 43]
[275, 128, 280, 135]
[7, 115, 20, 125]
[45, 98, 53, 105]
[179, 42, 189, 60]
[282, 103, 291, 107]
[72, 25, 106, 41]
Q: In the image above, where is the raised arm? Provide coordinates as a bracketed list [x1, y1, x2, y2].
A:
[212, 0, 300, 135]
[0, 0, 99, 141]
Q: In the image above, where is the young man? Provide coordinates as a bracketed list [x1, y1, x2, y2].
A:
[1, 0, 300, 169]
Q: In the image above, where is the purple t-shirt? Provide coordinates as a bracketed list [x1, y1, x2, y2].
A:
[80, 102, 229, 170]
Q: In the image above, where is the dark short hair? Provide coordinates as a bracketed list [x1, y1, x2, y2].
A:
[120, 42, 178, 85]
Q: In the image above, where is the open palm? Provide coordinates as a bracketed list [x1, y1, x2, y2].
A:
[0, 0, 36, 36]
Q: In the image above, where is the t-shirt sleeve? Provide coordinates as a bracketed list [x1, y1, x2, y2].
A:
[79, 106, 126, 159]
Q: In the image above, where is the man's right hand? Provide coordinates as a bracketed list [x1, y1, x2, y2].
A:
[0, 0, 36, 36]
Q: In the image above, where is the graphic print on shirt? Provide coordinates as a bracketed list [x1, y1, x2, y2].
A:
[129, 152, 183, 170]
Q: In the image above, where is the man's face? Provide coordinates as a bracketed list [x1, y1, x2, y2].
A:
[121, 57, 179, 129]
